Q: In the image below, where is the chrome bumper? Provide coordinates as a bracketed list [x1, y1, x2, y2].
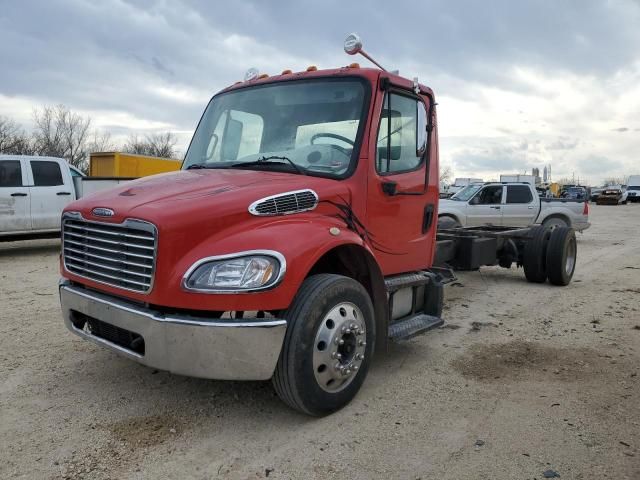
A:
[59, 281, 287, 380]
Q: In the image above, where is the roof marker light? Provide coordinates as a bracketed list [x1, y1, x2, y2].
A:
[348, 62, 360, 69]
[258, 73, 269, 79]
[281, 69, 292, 75]
[306, 65, 318, 71]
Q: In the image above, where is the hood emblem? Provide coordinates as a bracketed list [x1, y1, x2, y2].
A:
[92, 207, 115, 217]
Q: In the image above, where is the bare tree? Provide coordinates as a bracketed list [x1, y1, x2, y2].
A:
[0, 116, 23, 153]
[123, 132, 178, 158]
[439, 165, 453, 183]
[87, 130, 114, 154]
[32, 105, 91, 168]
[602, 177, 627, 187]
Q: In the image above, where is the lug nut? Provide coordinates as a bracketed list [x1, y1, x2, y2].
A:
[345, 328, 351, 334]
[359, 341, 366, 347]
[353, 365, 359, 371]
[345, 369, 351, 375]
[350, 323, 356, 329]
[339, 339, 345, 346]
[341, 326, 347, 333]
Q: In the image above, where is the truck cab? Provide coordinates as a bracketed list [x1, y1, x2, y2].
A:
[59, 63, 441, 415]
[0, 155, 79, 238]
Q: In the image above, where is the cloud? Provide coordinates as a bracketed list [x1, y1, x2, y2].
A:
[0, 0, 639, 181]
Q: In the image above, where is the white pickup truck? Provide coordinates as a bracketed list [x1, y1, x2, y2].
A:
[0, 155, 128, 239]
[438, 182, 591, 231]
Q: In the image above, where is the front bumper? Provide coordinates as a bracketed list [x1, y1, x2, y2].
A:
[59, 280, 287, 380]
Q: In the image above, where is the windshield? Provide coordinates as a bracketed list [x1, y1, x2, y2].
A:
[451, 183, 483, 201]
[183, 78, 368, 178]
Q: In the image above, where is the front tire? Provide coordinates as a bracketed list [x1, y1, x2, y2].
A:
[272, 274, 375, 416]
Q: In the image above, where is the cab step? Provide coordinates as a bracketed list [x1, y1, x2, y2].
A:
[384, 272, 432, 292]
[388, 314, 444, 342]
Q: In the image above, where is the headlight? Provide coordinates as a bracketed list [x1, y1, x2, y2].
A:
[183, 251, 285, 292]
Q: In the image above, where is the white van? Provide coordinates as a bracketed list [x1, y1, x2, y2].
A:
[0, 155, 84, 238]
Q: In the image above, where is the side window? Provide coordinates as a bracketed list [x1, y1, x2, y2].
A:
[506, 185, 533, 203]
[0, 161, 23, 187]
[474, 186, 503, 205]
[376, 93, 426, 174]
[31, 161, 64, 187]
[206, 110, 264, 162]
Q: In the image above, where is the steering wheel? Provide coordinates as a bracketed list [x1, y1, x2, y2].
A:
[310, 133, 354, 158]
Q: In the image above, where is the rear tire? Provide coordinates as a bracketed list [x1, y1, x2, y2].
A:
[545, 227, 577, 286]
[523, 226, 551, 283]
[272, 274, 375, 416]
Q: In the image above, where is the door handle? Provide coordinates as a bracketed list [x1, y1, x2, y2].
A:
[528, 206, 534, 209]
[57, 192, 71, 196]
[490, 206, 501, 209]
[422, 203, 435, 233]
[10, 192, 27, 197]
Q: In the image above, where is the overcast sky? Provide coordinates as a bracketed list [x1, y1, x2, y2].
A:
[1, 0, 639, 184]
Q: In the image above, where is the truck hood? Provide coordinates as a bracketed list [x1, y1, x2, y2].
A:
[68, 169, 343, 224]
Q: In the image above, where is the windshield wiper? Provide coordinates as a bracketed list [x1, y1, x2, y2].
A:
[231, 156, 306, 175]
[186, 162, 231, 170]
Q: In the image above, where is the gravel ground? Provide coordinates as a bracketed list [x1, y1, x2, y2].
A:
[1, 204, 639, 480]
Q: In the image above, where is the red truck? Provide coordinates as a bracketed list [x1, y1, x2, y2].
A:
[59, 35, 578, 415]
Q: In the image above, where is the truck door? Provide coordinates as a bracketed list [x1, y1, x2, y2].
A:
[502, 184, 535, 226]
[28, 159, 74, 231]
[466, 185, 504, 226]
[366, 89, 437, 275]
[0, 158, 31, 233]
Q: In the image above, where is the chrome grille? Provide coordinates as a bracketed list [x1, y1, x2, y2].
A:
[62, 214, 157, 293]
[249, 189, 318, 216]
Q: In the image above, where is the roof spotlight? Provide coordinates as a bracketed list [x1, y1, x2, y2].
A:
[343, 33, 387, 71]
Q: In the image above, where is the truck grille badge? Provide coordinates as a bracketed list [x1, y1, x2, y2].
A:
[91, 207, 115, 217]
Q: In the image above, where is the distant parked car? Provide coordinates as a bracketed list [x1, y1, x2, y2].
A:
[564, 186, 587, 200]
[596, 186, 628, 205]
[590, 187, 604, 202]
[627, 175, 640, 203]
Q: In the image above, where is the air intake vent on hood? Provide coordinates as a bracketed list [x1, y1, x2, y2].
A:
[249, 189, 319, 216]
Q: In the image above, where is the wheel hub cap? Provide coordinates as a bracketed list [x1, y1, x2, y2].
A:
[313, 302, 366, 392]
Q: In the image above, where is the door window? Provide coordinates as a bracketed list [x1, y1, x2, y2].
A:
[31, 161, 64, 186]
[0, 161, 23, 187]
[376, 93, 427, 174]
[474, 186, 503, 204]
[506, 185, 533, 203]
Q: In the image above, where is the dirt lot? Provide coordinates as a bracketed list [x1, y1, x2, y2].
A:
[1, 204, 639, 480]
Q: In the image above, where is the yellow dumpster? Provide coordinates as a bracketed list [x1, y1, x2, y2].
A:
[89, 152, 182, 178]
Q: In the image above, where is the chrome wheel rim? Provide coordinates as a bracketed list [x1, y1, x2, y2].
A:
[313, 302, 366, 393]
[565, 237, 576, 275]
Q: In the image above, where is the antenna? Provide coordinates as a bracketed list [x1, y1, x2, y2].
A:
[344, 33, 387, 71]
